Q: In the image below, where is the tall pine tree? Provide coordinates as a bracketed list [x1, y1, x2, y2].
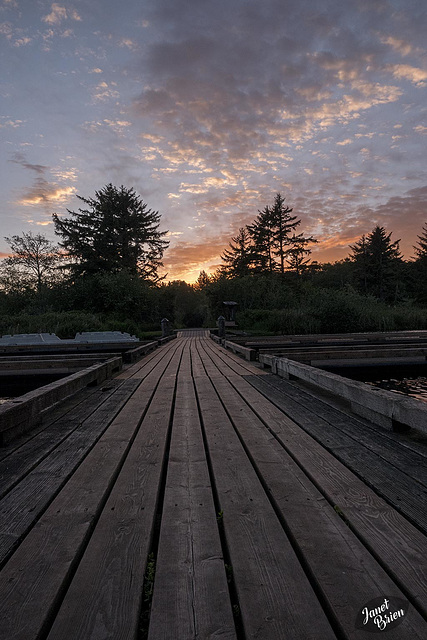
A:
[247, 206, 275, 273]
[411, 222, 427, 303]
[350, 225, 401, 300]
[220, 227, 253, 277]
[414, 223, 427, 261]
[53, 184, 169, 281]
[247, 193, 315, 275]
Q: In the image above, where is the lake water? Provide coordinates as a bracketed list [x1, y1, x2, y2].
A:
[321, 361, 427, 404]
[366, 377, 427, 403]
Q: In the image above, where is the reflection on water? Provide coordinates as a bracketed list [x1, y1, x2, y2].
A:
[366, 377, 427, 403]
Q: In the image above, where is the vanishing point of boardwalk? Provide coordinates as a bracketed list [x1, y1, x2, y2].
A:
[0, 330, 426, 639]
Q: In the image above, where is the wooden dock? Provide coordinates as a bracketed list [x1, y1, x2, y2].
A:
[0, 330, 426, 639]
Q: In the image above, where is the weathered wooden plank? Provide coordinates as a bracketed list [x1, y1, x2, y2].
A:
[0, 343, 186, 640]
[148, 341, 236, 639]
[116, 335, 179, 380]
[0, 383, 99, 462]
[245, 373, 427, 487]
[203, 336, 268, 377]
[0, 357, 123, 445]
[261, 373, 427, 461]
[0, 337, 176, 462]
[0, 384, 136, 564]
[0, 379, 139, 499]
[44, 342, 185, 640]
[0, 342, 184, 566]
[203, 364, 427, 638]
[0, 340, 181, 495]
[199, 345, 427, 617]
[234, 381, 427, 535]
[192, 345, 336, 639]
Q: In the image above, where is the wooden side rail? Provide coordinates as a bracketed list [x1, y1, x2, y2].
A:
[223, 340, 256, 361]
[0, 357, 122, 445]
[259, 354, 427, 433]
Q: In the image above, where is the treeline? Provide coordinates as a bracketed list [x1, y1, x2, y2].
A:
[1, 184, 427, 336]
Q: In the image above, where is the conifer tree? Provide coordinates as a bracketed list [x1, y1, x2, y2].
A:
[411, 222, 427, 303]
[350, 225, 401, 300]
[220, 227, 253, 277]
[270, 193, 300, 275]
[286, 233, 318, 275]
[414, 223, 427, 261]
[53, 184, 168, 281]
[247, 193, 315, 275]
[247, 206, 275, 273]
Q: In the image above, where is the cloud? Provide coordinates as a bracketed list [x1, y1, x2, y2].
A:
[18, 184, 75, 206]
[42, 4, 81, 25]
[119, 38, 138, 50]
[132, 0, 410, 192]
[92, 80, 120, 102]
[11, 152, 48, 175]
[10, 153, 76, 209]
[309, 185, 427, 262]
[387, 64, 427, 86]
[1, 0, 426, 280]
[379, 35, 414, 56]
[0, 117, 24, 128]
[0, 20, 32, 46]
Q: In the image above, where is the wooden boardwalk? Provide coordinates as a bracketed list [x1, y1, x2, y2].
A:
[0, 331, 426, 639]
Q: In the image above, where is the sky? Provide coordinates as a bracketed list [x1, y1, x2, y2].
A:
[1, 0, 426, 282]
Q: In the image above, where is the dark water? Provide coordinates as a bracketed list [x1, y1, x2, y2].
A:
[366, 377, 427, 403]
[0, 373, 69, 405]
[321, 362, 427, 404]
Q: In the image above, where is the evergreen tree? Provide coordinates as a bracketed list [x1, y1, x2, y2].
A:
[220, 227, 253, 277]
[414, 223, 427, 261]
[286, 233, 318, 276]
[247, 206, 275, 273]
[270, 193, 301, 275]
[53, 184, 169, 281]
[349, 234, 369, 294]
[194, 270, 211, 290]
[350, 225, 401, 300]
[247, 193, 315, 275]
[411, 222, 427, 303]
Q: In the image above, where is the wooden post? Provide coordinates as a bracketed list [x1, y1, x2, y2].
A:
[217, 316, 225, 338]
[161, 318, 170, 337]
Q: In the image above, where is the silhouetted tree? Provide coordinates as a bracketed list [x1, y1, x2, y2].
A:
[411, 222, 427, 303]
[350, 226, 402, 300]
[220, 227, 253, 277]
[53, 184, 168, 282]
[247, 194, 315, 275]
[194, 270, 212, 290]
[1, 231, 63, 294]
[247, 206, 275, 273]
[286, 233, 318, 275]
[414, 223, 427, 261]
